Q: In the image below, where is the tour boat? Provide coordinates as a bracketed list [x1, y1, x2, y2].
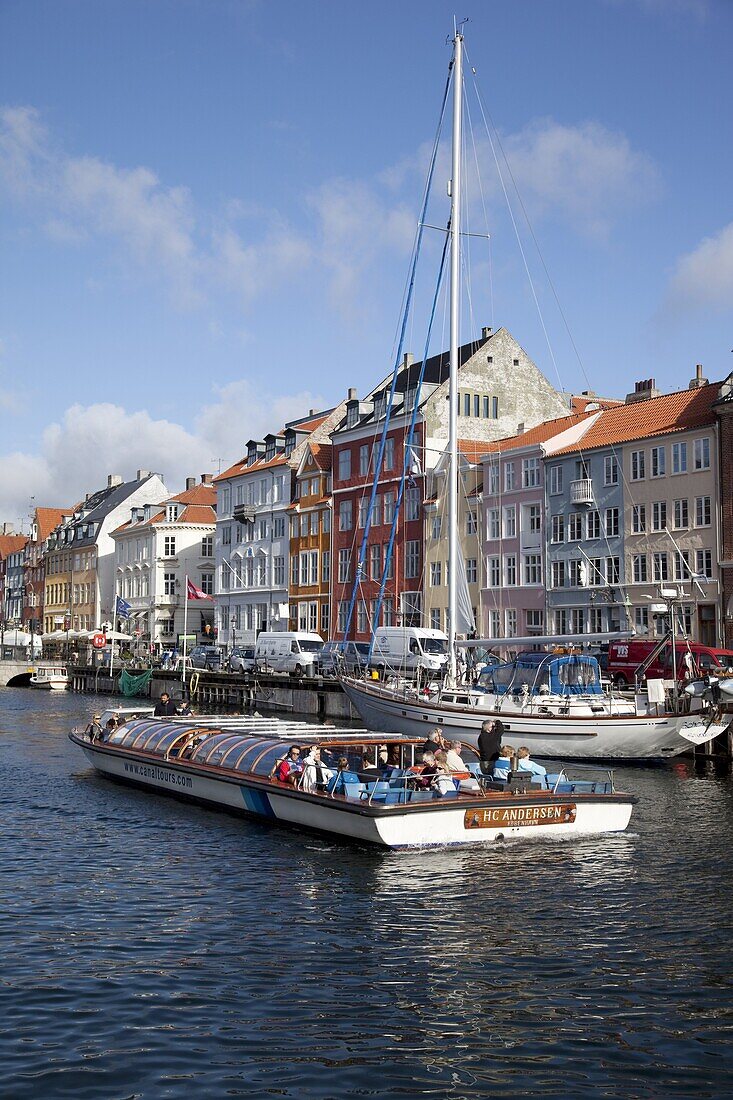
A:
[30, 664, 68, 690]
[339, 31, 731, 762]
[69, 718, 636, 848]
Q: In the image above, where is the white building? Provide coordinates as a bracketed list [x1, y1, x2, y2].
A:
[214, 405, 346, 648]
[112, 477, 216, 649]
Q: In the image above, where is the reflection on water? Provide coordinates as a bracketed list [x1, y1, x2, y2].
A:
[1, 688, 732, 1098]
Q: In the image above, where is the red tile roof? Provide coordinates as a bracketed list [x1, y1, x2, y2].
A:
[36, 507, 72, 542]
[481, 412, 594, 454]
[0, 534, 27, 560]
[570, 395, 623, 412]
[553, 383, 720, 455]
[214, 452, 289, 482]
[170, 484, 216, 507]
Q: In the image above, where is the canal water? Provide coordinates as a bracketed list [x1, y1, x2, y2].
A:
[1, 689, 732, 1099]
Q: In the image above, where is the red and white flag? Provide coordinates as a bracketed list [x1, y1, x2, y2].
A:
[186, 578, 212, 600]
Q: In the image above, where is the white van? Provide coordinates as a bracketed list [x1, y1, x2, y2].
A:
[255, 631, 324, 676]
[371, 627, 449, 677]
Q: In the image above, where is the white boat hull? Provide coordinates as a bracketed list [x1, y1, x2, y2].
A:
[341, 678, 728, 761]
[77, 740, 633, 847]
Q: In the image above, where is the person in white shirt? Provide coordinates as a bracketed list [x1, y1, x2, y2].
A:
[444, 740, 467, 772]
[299, 747, 334, 793]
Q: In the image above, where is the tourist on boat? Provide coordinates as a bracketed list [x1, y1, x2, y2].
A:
[86, 714, 103, 740]
[477, 719, 503, 774]
[422, 728, 446, 755]
[154, 692, 177, 717]
[273, 746, 303, 783]
[444, 740, 467, 772]
[361, 753, 377, 770]
[100, 718, 117, 742]
[177, 700, 193, 716]
[414, 750, 440, 789]
[516, 746, 547, 778]
[493, 746, 514, 782]
[300, 747, 334, 793]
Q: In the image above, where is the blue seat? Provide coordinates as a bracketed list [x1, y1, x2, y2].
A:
[345, 783, 367, 800]
[327, 771, 361, 795]
[385, 789, 411, 805]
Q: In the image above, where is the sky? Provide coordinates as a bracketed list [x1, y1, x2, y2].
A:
[1, 0, 731, 526]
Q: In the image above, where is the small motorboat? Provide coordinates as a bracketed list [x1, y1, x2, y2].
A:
[69, 718, 637, 849]
[30, 664, 68, 691]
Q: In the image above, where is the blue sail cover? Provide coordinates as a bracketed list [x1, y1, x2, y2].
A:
[480, 653, 603, 696]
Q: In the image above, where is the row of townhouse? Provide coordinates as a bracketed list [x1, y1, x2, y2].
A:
[478, 369, 733, 647]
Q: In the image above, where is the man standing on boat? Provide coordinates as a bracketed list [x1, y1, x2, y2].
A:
[154, 692, 177, 717]
[477, 719, 502, 774]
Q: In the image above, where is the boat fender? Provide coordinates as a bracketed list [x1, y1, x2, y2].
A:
[189, 671, 200, 698]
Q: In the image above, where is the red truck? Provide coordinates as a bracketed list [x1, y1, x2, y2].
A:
[607, 640, 733, 686]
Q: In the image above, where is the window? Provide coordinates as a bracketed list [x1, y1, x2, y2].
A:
[631, 450, 645, 481]
[199, 572, 214, 595]
[696, 549, 713, 579]
[632, 554, 648, 583]
[338, 500, 353, 531]
[605, 508, 620, 538]
[405, 541, 420, 579]
[466, 558, 477, 584]
[358, 498, 369, 529]
[164, 572, 176, 595]
[322, 510, 330, 535]
[674, 550, 690, 582]
[201, 536, 213, 557]
[383, 598, 393, 627]
[673, 499, 688, 529]
[586, 511, 601, 540]
[575, 459, 590, 480]
[466, 511, 477, 536]
[382, 544, 393, 580]
[695, 496, 711, 527]
[487, 509, 500, 540]
[526, 609, 544, 634]
[632, 504, 646, 534]
[483, 396, 490, 418]
[488, 556, 500, 587]
[259, 479, 268, 505]
[273, 475, 284, 502]
[322, 551, 330, 583]
[652, 552, 669, 582]
[357, 445, 369, 477]
[694, 438, 710, 470]
[604, 455, 619, 486]
[430, 561, 442, 586]
[487, 462, 499, 494]
[503, 506, 516, 538]
[383, 491, 395, 525]
[370, 544, 381, 581]
[492, 396, 499, 419]
[430, 609, 441, 630]
[337, 601, 348, 633]
[634, 607, 649, 633]
[606, 557, 620, 584]
[651, 502, 667, 532]
[463, 393, 471, 417]
[406, 487, 420, 522]
[504, 462, 515, 492]
[338, 450, 351, 481]
[588, 557, 604, 586]
[568, 559, 584, 587]
[488, 610, 501, 636]
[356, 600, 367, 634]
[222, 526, 232, 547]
[527, 505, 541, 534]
[523, 554, 542, 585]
[273, 556, 284, 586]
[651, 446, 666, 478]
[321, 602, 330, 635]
[567, 513, 583, 541]
[337, 549, 351, 583]
[164, 536, 176, 557]
[504, 555, 517, 586]
[372, 496, 382, 526]
[549, 466, 563, 495]
[551, 560, 565, 588]
[472, 394, 480, 418]
[551, 515, 565, 543]
[522, 457, 540, 488]
[505, 609, 517, 637]
[672, 442, 687, 474]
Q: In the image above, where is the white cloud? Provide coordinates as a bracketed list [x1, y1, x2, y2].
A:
[0, 384, 327, 520]
[666, 222, 733, 312]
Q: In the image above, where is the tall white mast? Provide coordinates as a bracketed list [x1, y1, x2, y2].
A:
[447, 30, 463, 683]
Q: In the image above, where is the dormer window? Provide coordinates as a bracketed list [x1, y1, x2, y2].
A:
[166, 504, 179, 523]
[373, 393, 386, 420]
[265, 440, 275, 461]
[405, 385, 418, 412]
[285, 435, 295, 457]
[248, 446, 258, 465]
[346, 402, 359, 428]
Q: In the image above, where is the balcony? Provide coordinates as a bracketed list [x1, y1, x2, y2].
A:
[233, 504, 256, 523]
[570, 479, 594, 506]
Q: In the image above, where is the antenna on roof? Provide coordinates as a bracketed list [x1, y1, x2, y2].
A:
[210, 457, 224, 475]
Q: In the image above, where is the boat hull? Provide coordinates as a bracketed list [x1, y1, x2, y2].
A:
[75, 738, 633, 848]
[340, 678, 727, 761]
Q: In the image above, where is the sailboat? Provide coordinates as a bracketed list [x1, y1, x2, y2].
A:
[340, 31, 731, 761]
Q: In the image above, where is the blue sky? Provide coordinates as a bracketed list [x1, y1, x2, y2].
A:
[1, 0, 731, 523]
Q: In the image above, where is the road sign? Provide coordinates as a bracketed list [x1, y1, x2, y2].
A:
[92, 632, 106, 650]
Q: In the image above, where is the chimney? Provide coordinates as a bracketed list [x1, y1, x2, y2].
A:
[482, 326, 493, 340]
[625, 378, 661, 405]
[309, 408, 315, 416]
[347, 387, 358, 401]
[136, 469, 150, 481]
[403, 352, 414, 368]
[689, 363, 708, 390]
[186, 477, 196, 491]
[200, 473, 213, 485]
[107, 474, 123, 488]
[517, 422, 525, 435]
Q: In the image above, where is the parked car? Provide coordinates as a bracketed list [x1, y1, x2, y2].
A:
[189, 645, 223, 671]
[229, 645, 256, 673]
[317, 640, 371, 677]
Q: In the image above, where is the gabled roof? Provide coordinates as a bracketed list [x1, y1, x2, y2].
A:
[481, 412, 594, 454]
[169, 483, 216, 507]
[552, 383, 720, 455]
[215, 452, 289, 483]
[35, 507, 72, 542]
[0, 534, 27, 560]
[457, 439, 491, 463]
[570, 395, 623, 413]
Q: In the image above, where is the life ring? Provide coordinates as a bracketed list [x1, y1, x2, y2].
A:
[189, 671, 201, 698]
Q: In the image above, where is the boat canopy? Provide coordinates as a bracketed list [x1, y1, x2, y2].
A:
[478, 653, 603, 696]
[107, 721, 321, 778]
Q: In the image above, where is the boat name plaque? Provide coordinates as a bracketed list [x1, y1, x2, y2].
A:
[464, 804, 577, 829]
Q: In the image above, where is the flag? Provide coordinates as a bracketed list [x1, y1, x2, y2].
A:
[186, 578, 212, 600]
[115, 595, 132, 619]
